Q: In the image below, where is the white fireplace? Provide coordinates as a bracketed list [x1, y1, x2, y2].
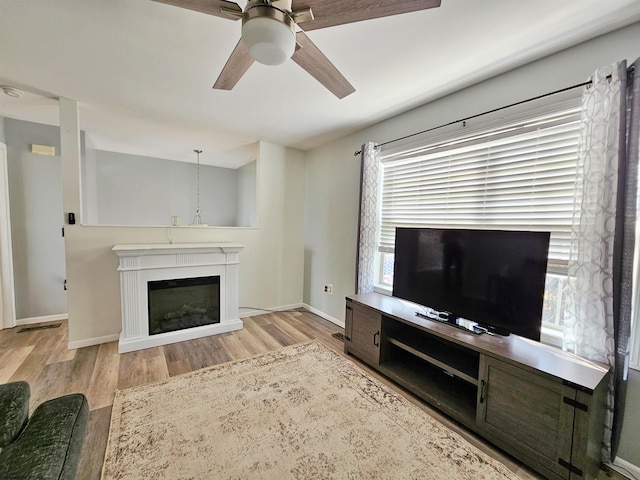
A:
[113, 243, 244, 353]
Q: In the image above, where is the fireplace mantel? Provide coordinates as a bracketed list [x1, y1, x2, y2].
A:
[112, 243, 244, 258]
[113, 243, 244, 353]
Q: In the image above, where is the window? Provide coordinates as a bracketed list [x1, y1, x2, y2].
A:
[376, 100, 582, 342]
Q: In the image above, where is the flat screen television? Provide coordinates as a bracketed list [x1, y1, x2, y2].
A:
[392, 227, 550, 341]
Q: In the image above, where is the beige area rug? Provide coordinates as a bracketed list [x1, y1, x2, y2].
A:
[102, 341, 518, 480]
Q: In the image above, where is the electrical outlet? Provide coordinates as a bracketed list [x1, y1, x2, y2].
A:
[324, 284, 333, 294]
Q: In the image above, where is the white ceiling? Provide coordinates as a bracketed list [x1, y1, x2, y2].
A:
[1, 0, 640, 167]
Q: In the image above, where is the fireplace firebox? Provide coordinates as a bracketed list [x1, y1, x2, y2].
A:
[148, 276, 220, 335]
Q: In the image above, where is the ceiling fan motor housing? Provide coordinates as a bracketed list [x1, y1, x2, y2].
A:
[241, 3, 296, 66]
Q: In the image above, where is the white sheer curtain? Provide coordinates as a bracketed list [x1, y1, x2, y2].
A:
[564, 61, 629, 462]
[356, 142, 380, 294]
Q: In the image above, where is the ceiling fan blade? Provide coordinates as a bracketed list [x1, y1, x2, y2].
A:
[291, 32, 355, 99]
[152, 0, 242, 20]
[213, 40, 254, 90]
[293, 0, 441, 31]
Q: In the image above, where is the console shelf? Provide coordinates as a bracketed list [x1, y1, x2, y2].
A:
[385, 320, 479, 385]
[379, 352, 478, 426]
[344, 292, 610, 480]
[386, 337, 478, 386]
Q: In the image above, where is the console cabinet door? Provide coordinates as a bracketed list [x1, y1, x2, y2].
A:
[477, 356, 576, 480]
[344, 301, 381, 365]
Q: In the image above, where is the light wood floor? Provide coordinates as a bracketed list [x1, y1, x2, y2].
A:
[0, 309, 561, 479]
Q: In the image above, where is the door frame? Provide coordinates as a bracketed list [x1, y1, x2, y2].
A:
[0, 142, 16, 329]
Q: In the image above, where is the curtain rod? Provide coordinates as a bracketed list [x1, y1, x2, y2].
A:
[353, 80, 591, 157]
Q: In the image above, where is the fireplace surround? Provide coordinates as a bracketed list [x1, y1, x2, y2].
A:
[113, 243, 244, 353]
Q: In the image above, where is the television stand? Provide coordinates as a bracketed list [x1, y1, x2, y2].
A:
[344, 292, 609, 480]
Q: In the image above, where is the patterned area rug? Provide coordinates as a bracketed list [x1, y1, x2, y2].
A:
[102, 341, 517, 480]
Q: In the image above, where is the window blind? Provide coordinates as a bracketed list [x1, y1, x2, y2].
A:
[379, 106, 582, 269]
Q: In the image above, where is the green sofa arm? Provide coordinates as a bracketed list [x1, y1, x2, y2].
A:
[0, 381, 30, 448]
[0, 393, 89, 480]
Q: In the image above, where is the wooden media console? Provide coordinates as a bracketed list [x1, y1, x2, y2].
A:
[345, 292, 610, 480]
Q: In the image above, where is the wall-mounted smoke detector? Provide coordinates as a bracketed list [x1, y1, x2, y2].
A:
[0, 86, 24, 98]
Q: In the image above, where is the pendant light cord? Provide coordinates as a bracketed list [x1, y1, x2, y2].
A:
[193, 149, 203, 224]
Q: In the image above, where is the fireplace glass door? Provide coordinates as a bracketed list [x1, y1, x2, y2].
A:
[148, 276, 220, 335]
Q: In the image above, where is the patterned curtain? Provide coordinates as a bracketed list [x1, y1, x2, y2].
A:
[564, 60, 638, 462]
[355, 142, 380, 294]
[613, 57, 640, 459]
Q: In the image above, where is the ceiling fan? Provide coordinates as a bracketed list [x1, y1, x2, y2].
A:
[152, 0, 441, 98]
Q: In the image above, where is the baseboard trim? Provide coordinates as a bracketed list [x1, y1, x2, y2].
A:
[611, 457, 640, 480]
[239, 304, 304, 318]
[67, 304, 343, 349]
[16, 314, 68, 326]
[238, 303, 344, 329]
[301, 304, 345, 329]
[68, 333, 120, 350]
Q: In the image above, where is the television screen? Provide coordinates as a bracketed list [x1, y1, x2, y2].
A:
[392, 227, 550, 341]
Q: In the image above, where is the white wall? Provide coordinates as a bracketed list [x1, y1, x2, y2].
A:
[304, 21, 640, 466]
[64, 141, 306, 345]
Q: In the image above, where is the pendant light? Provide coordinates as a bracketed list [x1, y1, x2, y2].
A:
[192, 149, 203, 225]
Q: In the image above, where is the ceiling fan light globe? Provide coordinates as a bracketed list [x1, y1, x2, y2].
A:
[241, 16, 296, 66]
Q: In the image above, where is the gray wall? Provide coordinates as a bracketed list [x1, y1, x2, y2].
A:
[618, 368, 640, 464]
[236, 160, 257, 228]
[92, 150, 240, 226]
[81, 134, 97, 224]
[304, 22, 640, 468]
[5, 118, 66, 319]
[0, 117, 5, 143]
